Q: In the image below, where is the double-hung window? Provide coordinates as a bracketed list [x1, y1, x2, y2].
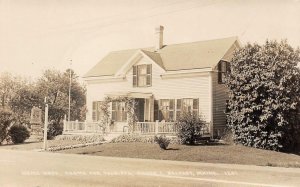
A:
[154, 98, 199, 121]
[218, 60, 230, 84]
[133, 64, 152, 87]
[92, 101, 103, 122]
[154, 99, 175, 122]
[111, 101, 127, 122]
[182, 98, 199, 116]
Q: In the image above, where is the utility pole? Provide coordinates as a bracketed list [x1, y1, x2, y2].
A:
[68, 60, 72, 122]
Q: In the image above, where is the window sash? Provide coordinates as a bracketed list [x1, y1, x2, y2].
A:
[133, 64, 152, 87]
[158, 99, 175, 122]
[182, 98, 199, 116]
[218, 61, 229, 84]
[133, 66, 137, 87]
[111, 101, 127, 122]
[92, 101, 104, 121]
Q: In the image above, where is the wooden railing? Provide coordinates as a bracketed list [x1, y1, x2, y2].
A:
[63, 120, 105, 134]
[134, 121, 210, 135]
[63, 120, 210, 135]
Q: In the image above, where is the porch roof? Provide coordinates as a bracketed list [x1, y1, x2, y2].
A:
[105, 92, 153, 99]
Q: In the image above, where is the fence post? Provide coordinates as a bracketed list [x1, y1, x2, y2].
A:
[84, 120, 87, 132]
[75, 120, 78, 131]
[155, 120, 159, 135]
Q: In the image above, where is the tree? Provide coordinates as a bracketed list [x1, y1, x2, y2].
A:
[10, 83, 41, 125]
[226, 40, 300, 151]
[0, 108, 14, 144]
[35, 69, 86, 124]
[0, 72, 22, 108]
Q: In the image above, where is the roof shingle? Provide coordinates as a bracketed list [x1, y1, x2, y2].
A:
[84, 36, 239, 77]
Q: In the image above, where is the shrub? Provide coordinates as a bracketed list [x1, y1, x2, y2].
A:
[47, 121, 63, 140]
[177, 112, 206, 145]
[154, 135, 170, 150]
[226, 40, 300, 151]
[0, 108, 14, 144]
[8, 125, 30, 144]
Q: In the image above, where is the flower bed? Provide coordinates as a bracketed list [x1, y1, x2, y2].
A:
[110, 134, 180, 144]
[48, 134, 105, 151]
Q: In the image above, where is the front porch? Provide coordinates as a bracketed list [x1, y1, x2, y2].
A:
[63, 120, 210, 135]
[67, 92, 211, 136]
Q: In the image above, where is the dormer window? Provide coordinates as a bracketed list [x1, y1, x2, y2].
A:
[218, 61, 230, 84]
[133, 64, 152, 87]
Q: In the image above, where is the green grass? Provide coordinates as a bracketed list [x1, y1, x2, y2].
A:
[58, 142, 300, 168]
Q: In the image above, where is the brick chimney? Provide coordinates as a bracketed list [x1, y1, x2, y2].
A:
[155, 25, 164, 51]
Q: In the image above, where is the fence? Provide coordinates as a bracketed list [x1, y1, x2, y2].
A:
[63, 120, 105, 134]
[134, 121, 210, 135]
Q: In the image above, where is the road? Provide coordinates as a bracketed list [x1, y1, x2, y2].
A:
[0, 149, 299, 187]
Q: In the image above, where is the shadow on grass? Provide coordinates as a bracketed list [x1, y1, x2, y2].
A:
[80, 150, 103, 155]
[166, 148, 179, 151]
[183, 142, 230, 146]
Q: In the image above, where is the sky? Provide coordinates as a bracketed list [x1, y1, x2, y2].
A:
[0, 0, 300, 79]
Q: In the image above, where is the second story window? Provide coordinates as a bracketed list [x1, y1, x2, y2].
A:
[218, 61, 230, 84]
[133, 64, 152, 87]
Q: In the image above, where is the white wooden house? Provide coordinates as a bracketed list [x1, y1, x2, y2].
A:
[78, 26, 241, 137]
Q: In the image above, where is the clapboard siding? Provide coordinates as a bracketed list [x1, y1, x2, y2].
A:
[212, 72, 229, 136]
[86, 55, 211, 122]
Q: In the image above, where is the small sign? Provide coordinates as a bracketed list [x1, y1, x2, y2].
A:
[30, 107, 42, 124]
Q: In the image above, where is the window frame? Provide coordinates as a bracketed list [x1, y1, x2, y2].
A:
[177, 98, 199, 118]
[92, 101, 104, 122]
[133, 64, 152, 87]
[111, 101, 127, 122]
[218, 60, 230, 84]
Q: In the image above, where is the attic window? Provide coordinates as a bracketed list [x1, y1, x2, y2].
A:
[218, 61, 230, 84]
[133, 64, 152, 87]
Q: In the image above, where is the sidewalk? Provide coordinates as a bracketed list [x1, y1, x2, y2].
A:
[0, 133, 121, 151]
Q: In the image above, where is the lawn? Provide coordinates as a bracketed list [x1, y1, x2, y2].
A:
[58, 142, 300, 168]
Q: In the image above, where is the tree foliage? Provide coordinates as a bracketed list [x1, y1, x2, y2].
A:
[0, 108, 14, 144]
[0, 73, 22, 108]
[226, 40, 300, 151]
[1, 69, 86, 140]
[35, 69, 86, 124]
[10, 83, 41, 125]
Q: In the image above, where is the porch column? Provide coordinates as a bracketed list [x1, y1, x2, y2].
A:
[149, 96, 154, 122]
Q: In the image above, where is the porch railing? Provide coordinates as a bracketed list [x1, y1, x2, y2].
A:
[63, 120, 210, 135]
[63, 120, 105, 134]
[134, 121, 210, 135]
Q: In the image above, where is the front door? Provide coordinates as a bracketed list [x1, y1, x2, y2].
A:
[135, 98, 145, 122]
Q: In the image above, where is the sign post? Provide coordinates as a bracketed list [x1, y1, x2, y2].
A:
[43, 97, 48, 151]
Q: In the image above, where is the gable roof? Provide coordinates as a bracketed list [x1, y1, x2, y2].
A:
[84, 36, 239, 77]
